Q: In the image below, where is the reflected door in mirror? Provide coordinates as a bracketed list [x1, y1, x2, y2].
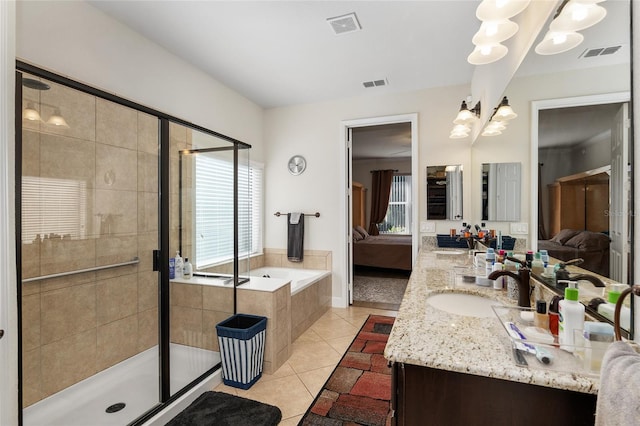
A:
[482, 162, 521, 221]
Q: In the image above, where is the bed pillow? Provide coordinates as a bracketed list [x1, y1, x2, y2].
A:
[565, 231, 610, 250]
[550, 229, 581, 245]
[355, 225, 369, 239]
[353, 228, 365, 241]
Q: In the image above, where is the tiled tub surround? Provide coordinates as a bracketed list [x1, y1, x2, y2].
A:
[20, 79, 168, 407]
[384, 247, 599, 394]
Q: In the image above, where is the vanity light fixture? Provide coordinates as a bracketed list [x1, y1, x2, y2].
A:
[468, 0, 531, 65]
[481, 96, 517, 137]
[46, 108, 70, 128]
[23, 102, 42, 122]
[535, 0, 607, 56]
[450, 99, 481, 139]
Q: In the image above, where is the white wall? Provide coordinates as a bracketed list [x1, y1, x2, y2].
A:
[264, 84, 472, 304]
[16, 1, 264, 159]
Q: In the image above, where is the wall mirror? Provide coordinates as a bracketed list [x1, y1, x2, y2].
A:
[508, 0, 631, 332]
[481, 162, 521, 222]
[426, 165, 463, 220]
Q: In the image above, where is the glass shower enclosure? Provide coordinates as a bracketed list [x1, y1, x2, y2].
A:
[16, 63, 251, 426]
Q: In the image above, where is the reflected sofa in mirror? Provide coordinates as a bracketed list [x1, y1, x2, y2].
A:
[426, 165, 462, 220]
[481, 162, 521, 222]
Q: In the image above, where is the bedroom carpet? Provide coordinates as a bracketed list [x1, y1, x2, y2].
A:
[353, 275, 408, 311]
[299, 315, 395, 426]
[165, 391, 282, 426]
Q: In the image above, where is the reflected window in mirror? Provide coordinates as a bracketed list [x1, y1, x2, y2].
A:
[481, 162, 521, 221]
[426, 165, 463, 220]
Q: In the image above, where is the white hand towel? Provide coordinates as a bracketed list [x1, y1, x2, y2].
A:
[595, 340, 640, 425]
[289, 212, 301, 225]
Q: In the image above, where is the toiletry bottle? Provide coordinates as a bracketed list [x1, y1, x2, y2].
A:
[175, 251, 183, 278]
[169, 257, 176, 280]
[598, 284, 631, 330]
[548, 295, 562, 343]
[496, 231, 502, 251]
[525, 251, 534, 269]
[558, 282, 585, 352]
[492, 261, 503, 290]
[539, 249, 549, 266]
[183, 257, 193, 279]
[485, 248, 495, 276]
[534, 300, 549, 331]
[531, 252, 544, 275]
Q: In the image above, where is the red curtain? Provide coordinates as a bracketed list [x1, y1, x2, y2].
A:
[368, 170, 395, 236]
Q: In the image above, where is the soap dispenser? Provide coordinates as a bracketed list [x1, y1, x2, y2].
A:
[598, 284, 630, 330]
[175, 251, 184, 278]
[183, 257, 193, 279]
[558, 282, 584, 352]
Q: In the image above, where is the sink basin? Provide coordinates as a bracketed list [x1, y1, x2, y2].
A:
[427, 292, 501, 318]
[432, 250, 464, 255]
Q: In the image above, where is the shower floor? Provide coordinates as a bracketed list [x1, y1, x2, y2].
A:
[23, 343, 220, 426]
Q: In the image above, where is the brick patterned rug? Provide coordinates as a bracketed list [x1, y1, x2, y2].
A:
[299, 315, 395, 426]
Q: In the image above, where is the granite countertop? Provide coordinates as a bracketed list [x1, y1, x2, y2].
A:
[384, 247, 600, 395]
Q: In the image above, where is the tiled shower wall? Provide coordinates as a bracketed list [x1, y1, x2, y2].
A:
[20, 79, 161, 407]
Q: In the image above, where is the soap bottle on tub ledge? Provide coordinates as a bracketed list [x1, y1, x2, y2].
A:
[175, 251, 184, 278]
[183, 257, 193, 279]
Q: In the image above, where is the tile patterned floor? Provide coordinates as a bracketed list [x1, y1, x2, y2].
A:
[212, 306, 398, 425]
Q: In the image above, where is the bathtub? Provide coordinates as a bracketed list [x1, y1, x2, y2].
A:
[248, 267, 330, 295]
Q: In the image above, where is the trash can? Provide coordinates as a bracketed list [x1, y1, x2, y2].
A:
[216, 313, 267, 390]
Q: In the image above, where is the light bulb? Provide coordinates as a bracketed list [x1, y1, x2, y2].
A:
[553, 33, 568, 45]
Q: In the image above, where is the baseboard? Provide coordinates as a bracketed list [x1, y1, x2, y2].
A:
[332, 296, 347, 308]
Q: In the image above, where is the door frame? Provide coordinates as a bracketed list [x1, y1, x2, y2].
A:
[530, 92, 631, 277]
[340, 113, 418, 306]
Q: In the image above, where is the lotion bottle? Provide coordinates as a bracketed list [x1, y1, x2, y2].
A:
[175, 251, 184, 278]
[598, 284, 630, 330]
[531, 252, 544, 275]
[183, 257, 193, 279]
[492, 262, 503, 290]
[559, 282, 584, 352]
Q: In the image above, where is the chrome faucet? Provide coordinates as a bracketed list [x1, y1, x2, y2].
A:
[488, 256, 531, 308]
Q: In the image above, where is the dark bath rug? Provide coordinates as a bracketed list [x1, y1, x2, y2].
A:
[165, 391, 282, 426]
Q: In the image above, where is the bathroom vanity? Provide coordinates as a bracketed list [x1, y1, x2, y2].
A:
[384, 247, 601, 426]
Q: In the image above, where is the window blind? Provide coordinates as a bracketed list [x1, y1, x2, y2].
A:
[380, 175, 411, 235]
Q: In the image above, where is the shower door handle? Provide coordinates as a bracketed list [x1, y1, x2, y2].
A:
[152, 250, 160, 272]
[0, 329, 4, 340]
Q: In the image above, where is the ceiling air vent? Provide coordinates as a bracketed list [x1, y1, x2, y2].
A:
[580, 45, 622, 59]
[362, 78, 388, 89]
[327, 12, 361, 35]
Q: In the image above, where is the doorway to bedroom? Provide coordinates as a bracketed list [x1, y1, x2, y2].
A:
[349, 119, 415, 310]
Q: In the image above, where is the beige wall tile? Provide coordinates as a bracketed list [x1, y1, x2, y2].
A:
[170, 306, 202, 346]
[40, 133, 95, 187]
[21, 242, 40, 280]
[40, 82, 96, 141]
[138, 271, 158, 312]
[21, 281, 41, 297]
[202, 286, 234, 312]
[22, 293, 41, 352]
[22, 129, 40, 178]
[237, 290, 274, 319]
[96, 98, 137, 150]
[138, 308, 158, 351]
[96, 274, 138, 325]
[39, 237, 96, 276]
[137, 231, 158, 272]
[21, 348, 42, 408]
[38, 271, 97, 293]
[137, 112, 159, 154]
[137, 151, 159, 193]
[94, 235, 138, 270]
[41, 283, 96, 345]
[97, 314, 138, 371]
[169, 122, 188, 149]
[303, 255, 328, 270]
[96, 143, 137, 191]
[202, 310, 233, 351]
[138, 192, 158, 233]
[95, 189, 137, 235]
[41, 329, 97, 397]
[171, 282, 203, 309]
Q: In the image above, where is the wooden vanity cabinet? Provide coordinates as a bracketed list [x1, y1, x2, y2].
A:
[392, 363, 597, 426]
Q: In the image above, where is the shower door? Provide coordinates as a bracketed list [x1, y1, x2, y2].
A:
[18, 71, 162, 425]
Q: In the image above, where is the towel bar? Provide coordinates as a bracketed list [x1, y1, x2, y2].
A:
[22, 257, 140, 283]
[274, 211, 320, 218]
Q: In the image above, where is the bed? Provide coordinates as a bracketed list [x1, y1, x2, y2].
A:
[352, 226, 413, 271]
[537, 229, 610, 277]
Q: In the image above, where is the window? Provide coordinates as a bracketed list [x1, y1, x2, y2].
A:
[379, 174, 411, 234]
[22, 176, 87, 243]
[194, 155, 263, 268]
